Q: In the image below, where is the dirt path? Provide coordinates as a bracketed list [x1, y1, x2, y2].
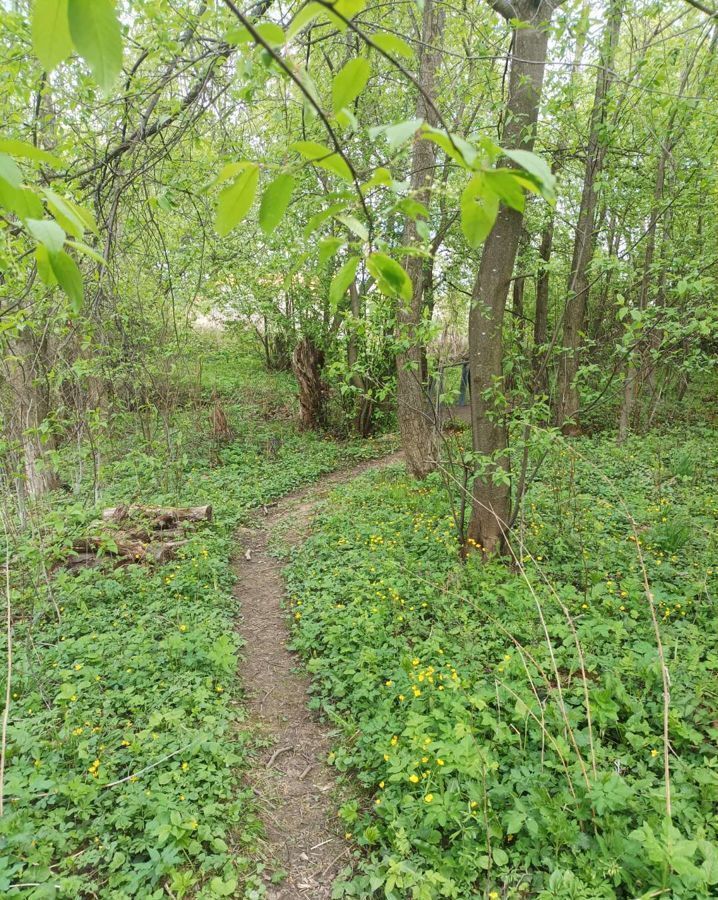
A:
[233, 452, 403, 899]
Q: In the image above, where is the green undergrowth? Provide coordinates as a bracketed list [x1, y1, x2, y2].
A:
[1, 343, 396, 899]
[286, 425, 718, 900]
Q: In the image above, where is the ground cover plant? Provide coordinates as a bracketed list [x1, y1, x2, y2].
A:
[0, 345, 395, 899]
[3, 0, 718, 897]
[287, 425, 718, 899]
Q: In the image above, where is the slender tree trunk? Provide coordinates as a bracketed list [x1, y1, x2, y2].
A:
[617, 151, 666, 443]
[395, 0, 444, 479]
[533, 206, 555, 394]
[555, 0, 623, 433]
[3, 329, 60, 499]
[618, 56, 694, 441]
[466, 0, 560, 556]
[347, 282, 374, 436]
[591, 208, 619, 343]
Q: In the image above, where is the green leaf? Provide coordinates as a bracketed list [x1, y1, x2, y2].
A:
[421, 126, 478, 168]
[43, 188, 92, 238]
[492, 847, 509, 867]
[369, 118, 423, 151]
[226, 21, 284, 46]
[367, 252, 412, 302]
[394, 197, 428, 220]
[336, 106, 359, 132]
[371, 32, 414, 58]
[334, 214, 368, 241]
[49, 250, 83, 312]
[67, 0, 123, 93]
[329, 255, 360, 307]
[259, 173, 295, 235]
[256, 22, 285, 46]
[320, 0, 367, 30]
[460, 173, 499, 248]
[303, 201, 346, 238]
[332, 58, 371, 114]
[0, 184, 44, 219]
[66, 239, 106, 265]
[26, 217, 65, 252]
[0, 154, 22, 190]
[484, 169, 526, 213]
[318, 237, 345, 266]
[291, 141, 353, 182]
[505, 809, 526, 835]
[362, 167, 393, 192]
[215, 163, 259, 236]
[32, 0, 73, 72]
[287, 2, 322, 39]
[0, 139, 61, 168]
[502, 148, 556, 202]
[35, 244, 56, 286]
[214, 161, 253, 186]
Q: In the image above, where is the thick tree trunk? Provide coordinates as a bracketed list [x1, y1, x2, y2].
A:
[395, 0, 444, 479]
[555, 0, 622, 433]
[466, 1, 558, 556]
[292, 337, 326, 431]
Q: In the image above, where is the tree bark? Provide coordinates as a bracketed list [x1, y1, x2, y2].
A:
[555, 0, 623, 433]
[533, 208, 555, 394]
[3, 328, 60, 500]
[347, 282, 374, 437]
[466, 0, 560, 556]
[617, 57, 694, 441]
[395, 0, 444, 479]
[292, 337, 326, 431]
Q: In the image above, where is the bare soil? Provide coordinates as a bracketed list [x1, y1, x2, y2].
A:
[233, 453, 402, 899]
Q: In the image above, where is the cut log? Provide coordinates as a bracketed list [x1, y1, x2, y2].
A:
[147, 540, 188, 564]
[101, 505, 212, 527]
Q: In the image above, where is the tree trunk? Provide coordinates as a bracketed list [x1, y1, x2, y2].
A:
[533, 208, 555, 395]
[3, 328, 60, 500]
[292, 337, 326, 431]
[466, 0, 559, 556]
[395, 0, 444, 479]
[618, 56, 693, 441]
[347, 282, 374, 437]
[590, 208, 619, 343]
[555, 0, 622, 433]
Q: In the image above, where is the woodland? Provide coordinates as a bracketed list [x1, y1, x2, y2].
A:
[0, 0, 717, 898]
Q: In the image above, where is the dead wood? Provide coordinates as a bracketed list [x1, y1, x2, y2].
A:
[56, 504, 209, 572]
[101, 505, 212, 526]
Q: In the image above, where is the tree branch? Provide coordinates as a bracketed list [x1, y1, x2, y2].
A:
[682, 0, 718, 17]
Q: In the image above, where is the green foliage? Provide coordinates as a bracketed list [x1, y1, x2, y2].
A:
[0, 344, 397, 897]
[31, 0, 72, 72]
[215, 164, 260, 237]
[287, 426, 718, 898]
[332, 58, 372, 115]
[67, 0, 123, 93]
[258, 173, 295, 236]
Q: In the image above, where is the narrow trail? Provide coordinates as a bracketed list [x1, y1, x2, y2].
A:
[233, 452, 403, 899]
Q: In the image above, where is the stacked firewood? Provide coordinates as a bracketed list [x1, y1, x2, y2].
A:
[58, 505, 212, 572]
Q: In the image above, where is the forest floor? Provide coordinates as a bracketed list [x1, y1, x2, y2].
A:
[4, 338, 716, 899]
[233, 452, 402, 899]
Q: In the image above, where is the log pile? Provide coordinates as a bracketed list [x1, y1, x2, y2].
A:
[58, 505, 212, 572]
